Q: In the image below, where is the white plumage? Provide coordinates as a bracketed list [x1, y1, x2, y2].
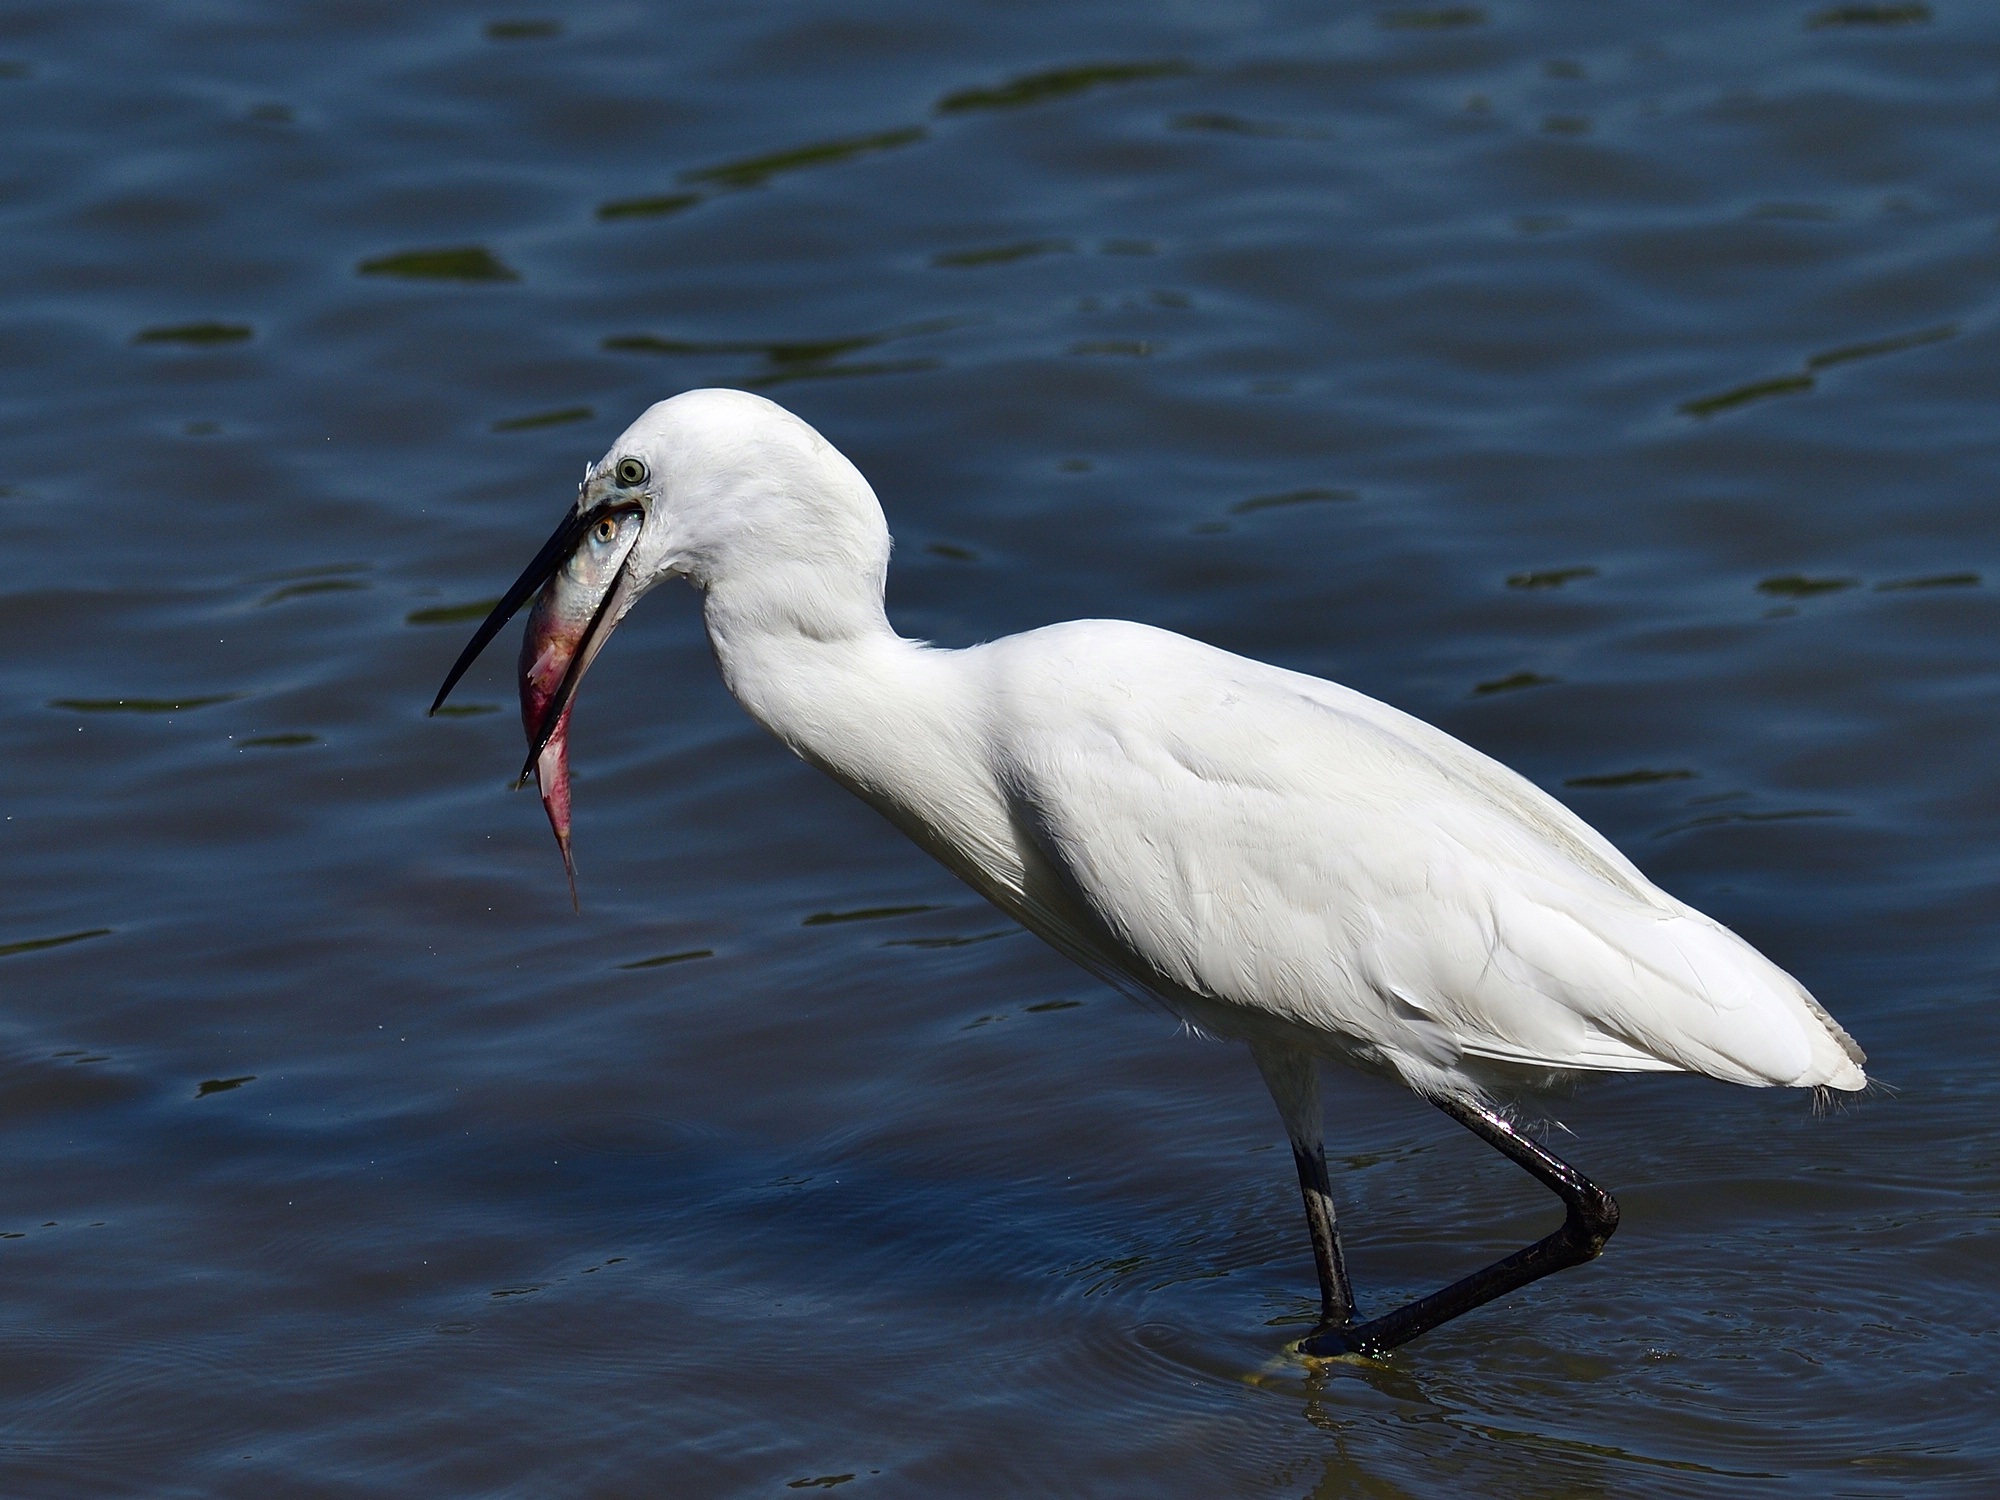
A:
[671, 391, 1863, 1102]
[440, 387, 1865, 1355]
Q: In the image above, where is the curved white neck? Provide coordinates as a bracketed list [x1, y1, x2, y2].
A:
[699, 562, 922, 769]
[692, 558, 1040, 921]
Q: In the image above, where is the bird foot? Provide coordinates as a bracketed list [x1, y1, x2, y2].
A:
[1296, 1321, 1380, 1361]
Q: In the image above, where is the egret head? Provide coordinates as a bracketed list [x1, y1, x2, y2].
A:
[429, 389, 888, 904]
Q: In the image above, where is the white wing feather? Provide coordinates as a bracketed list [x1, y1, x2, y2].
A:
[972, 621, 1864, 1094]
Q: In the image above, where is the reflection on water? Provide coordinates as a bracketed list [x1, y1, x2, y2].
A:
[356, 246, 521, 282]
[0, 0, 1996, 1495]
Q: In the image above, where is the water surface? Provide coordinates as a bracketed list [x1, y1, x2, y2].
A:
[1, 2, 1996, 1495]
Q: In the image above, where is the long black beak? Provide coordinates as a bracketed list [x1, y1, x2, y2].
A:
[429, 505, 596, 716]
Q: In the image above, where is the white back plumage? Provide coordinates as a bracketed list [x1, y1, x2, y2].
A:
[613, 391, 1867, 1101]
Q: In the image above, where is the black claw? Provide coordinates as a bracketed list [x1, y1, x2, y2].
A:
[1298, 1324, 1368, 1359]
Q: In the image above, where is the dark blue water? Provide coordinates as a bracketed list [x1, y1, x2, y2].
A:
[2, 2, 1996, 1494]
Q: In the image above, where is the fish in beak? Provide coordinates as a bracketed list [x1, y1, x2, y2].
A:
[431, 497, 645, 909]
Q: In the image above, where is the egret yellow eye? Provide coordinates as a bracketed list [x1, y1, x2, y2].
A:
[614, 457, 648, 487]
[592, 517, 618, 544]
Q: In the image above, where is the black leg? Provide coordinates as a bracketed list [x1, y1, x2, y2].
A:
[1299, 1094, 1620, 1359]
[1249, 1043, 1360, 1336]
[1291, 1139, 1356, 1330]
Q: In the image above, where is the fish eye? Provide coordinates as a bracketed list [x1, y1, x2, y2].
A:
[592, 516, 619, 544]
[614, 457, 648, 487]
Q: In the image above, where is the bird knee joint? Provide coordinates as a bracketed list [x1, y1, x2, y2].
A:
[1566, 1187, 1620, 1255]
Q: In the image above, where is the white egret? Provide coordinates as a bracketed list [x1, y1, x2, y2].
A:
[433, 389, 1866, 1357]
